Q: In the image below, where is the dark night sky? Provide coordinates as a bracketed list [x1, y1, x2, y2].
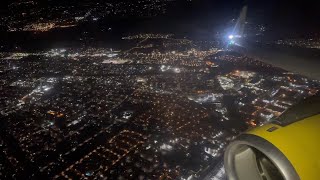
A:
[166, 0, 320, 36]
[1, 0, 320, 49]
[249, 0, 320, 30]
[1, 0, 319, 34]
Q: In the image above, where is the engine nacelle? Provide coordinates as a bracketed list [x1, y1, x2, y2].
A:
[224, 96, 320, 180]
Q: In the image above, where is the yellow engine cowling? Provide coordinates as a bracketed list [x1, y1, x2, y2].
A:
[224, 113, 320, 180]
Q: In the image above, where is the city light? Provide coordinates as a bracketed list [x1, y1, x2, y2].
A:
[1, 0, 320, 179]
[1, 34, 318, 179]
